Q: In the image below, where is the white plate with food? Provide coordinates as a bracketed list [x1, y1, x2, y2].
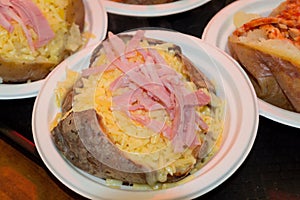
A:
[202, 0, 300, 128]
[102, 0, 211, 17]
[32, 29, 258, 199]
[0, 0, 108, 100]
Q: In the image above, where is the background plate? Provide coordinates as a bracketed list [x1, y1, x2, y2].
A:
[202, 0, 300, 128]
[102, 0, 211, 17]
[32, 30, 259, 199]
[0, 0, 108, 100]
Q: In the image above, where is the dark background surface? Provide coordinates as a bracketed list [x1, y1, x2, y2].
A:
[0, 0, 299, 199]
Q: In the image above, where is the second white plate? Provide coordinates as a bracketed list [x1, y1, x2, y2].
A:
[102, 0, 211, 17]
[202, 0, 300, 128]
[0, 0, 108, 100]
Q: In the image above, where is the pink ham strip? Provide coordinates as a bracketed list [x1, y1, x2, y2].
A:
[136, 48, 148, 60]
[102, 40, 116, 62]
[184, 89, 210, 107]
[2, 6, 34, 49]
[98, 31, 211, 152]
[193, 89, 210, 105]
[125, 29, 145, 54]
[161, 76, 187, 152]
[0, 1, 33, 49]
[129, 87, 165, 112]
[111, 73, 170, 136]
[110, 75, 131, 91]
[112, 82, 165, 113]
[161, 72, 209, 151]
[161, 125, 173, 140]
[113, 56, 207, 150]
[111, 87, 167, 135]
[129, 113, 150, 126]
[0, 9, 13, 32]
[102, 43, 140, 73]
[119, 67, 173, 108]
[144, 57, 164, 85]
[108, 32, 126, 57]
[148, 48, 168, 65]
[81, 64, 107, 77]
[102, 41, 130, 72]
[10, 0, 55, 48]
[156, 66, 178, 78]
[0, 0, 54, 49]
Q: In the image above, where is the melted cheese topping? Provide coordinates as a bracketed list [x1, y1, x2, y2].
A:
[53, 38, 224, 188]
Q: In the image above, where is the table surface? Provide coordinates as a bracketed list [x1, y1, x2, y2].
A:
[0, 0, 300, 199]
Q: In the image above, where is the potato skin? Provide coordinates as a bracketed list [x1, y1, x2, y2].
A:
[0, 60, 53, 83]
[66, 0, 85, 32]
[51, 110, 148, 185]
[0, 0, 85, 83]
[228, 35, 300, 112]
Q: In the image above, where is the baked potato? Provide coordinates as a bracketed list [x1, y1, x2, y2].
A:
[228, 0, 300, 112]
[50, 30, 224, 188]
[0, 0, 85, 83]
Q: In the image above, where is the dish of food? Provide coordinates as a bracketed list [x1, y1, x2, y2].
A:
[202, 0, 300, 128]
[51, 29, 225, 187]
[0, 0, 108, 100]
[102, 0, 211, 17]
[32, 29, 258, 199]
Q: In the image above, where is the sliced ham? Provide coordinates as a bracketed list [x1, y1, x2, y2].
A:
[3, 6, 34, 49]
[0, 0, 55, 49]
[162, 76, 187, 152]
[110, 75, 130, 91]
[143, 59, 163, 84]
[108, 32, 126, 57]
[102, 40, 117, 62]
[0, 9, 13, 32]
[148, 48, 168, 65]
[95, 31, 211, 152]
[184, 89, 211, 107]
[125, 29, 145, 53]
[82, 64, 107, 77]
[118, 68, 173, 108]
